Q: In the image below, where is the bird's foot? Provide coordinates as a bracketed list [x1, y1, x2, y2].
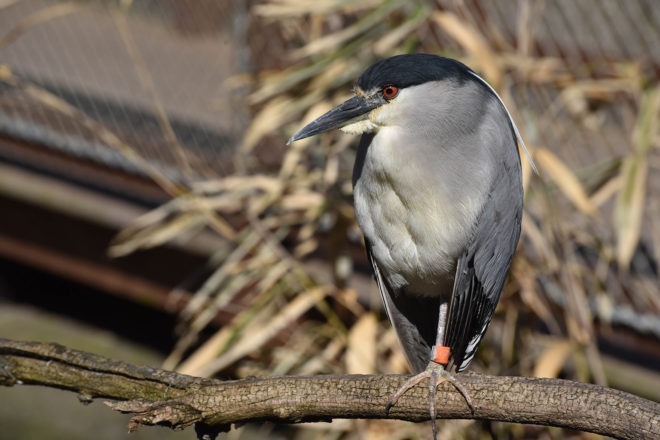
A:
[386, 363, 474, 440]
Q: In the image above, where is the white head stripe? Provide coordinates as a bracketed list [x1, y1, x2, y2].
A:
[467, 70, 538, 174]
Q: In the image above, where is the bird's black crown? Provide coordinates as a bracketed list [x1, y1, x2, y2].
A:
[356, 54, 474, 91]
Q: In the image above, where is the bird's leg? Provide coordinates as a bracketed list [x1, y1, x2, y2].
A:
[386, 304, 474, 439]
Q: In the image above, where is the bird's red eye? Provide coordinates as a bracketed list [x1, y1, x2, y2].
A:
[382, 85, 399, 100]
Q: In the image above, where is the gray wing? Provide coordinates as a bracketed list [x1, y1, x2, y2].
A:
[366, 240, 441, 374]
[444, 151, 523, 372]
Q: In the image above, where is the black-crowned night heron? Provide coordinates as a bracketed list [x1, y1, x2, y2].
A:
[288, 53, 531, 436]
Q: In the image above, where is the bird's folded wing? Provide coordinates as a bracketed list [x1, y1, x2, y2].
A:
[445, 182, 522, 372]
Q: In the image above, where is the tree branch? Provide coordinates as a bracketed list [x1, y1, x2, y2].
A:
[1, 338, 658, 440]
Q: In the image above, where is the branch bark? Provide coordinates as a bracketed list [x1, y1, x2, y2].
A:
[1, 338, 658, 439]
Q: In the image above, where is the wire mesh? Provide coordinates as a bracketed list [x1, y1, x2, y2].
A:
[0, 0, 242, 181]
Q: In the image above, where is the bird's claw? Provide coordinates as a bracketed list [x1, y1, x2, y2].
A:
[441, 371, 475, 414]
[386, 364, 475, 440]
[386, 371, 431, 414]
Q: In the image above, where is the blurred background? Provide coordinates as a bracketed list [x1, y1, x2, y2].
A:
[0, 1, 658, 439]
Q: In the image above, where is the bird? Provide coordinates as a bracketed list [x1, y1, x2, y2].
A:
[287, 53, 531, 437]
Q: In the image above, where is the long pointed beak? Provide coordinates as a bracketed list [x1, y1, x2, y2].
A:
[287, 95, 379, 144]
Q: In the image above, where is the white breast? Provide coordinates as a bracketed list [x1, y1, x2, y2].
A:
[353, 125, 490, 297]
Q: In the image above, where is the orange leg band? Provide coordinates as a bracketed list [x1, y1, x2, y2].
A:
[432, 345, 450, 365]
